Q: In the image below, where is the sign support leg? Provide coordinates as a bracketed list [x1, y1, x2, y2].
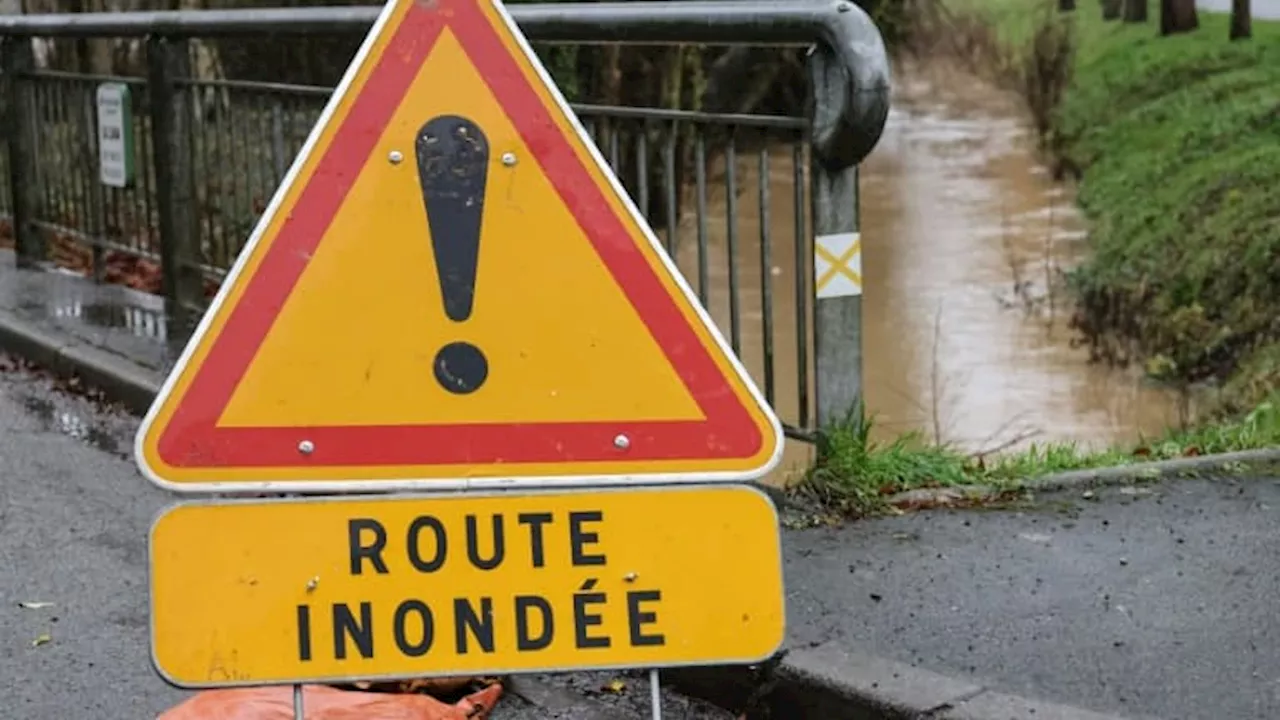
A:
[649, 668, 663, 720]
[293, 684, 304, 719]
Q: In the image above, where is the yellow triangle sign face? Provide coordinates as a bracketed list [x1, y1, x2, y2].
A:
[134, 0, 783, 492]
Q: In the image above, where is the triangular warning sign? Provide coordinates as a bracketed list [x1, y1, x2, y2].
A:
[135, 0, 782, 492]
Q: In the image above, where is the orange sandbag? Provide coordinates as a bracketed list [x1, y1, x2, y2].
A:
[158, 683, 502, 720]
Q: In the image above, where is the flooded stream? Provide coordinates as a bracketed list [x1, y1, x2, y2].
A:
[857, 61, 1183, 447]
[668, 59, 1185, 486]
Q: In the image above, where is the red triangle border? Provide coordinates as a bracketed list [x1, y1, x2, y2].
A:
[157, 0, 764, 470]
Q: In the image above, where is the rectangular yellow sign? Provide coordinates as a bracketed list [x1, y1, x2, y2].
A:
[149, 485, 785, 687]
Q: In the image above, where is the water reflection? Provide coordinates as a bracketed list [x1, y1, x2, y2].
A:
[664, 59, 1183, 487]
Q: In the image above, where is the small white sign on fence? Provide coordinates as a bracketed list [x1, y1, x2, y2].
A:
[96, 82, 134, 188]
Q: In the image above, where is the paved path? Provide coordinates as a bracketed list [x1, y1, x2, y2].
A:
[7, 334, 1279, 719]
[782, 478, 1280, 720]
[4, 254, 1280, 718]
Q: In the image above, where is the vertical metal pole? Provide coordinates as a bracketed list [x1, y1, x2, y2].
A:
[293, 684, 304, 719]
[808, 46, 863, 428]
[649, 668, 662, 720]
[2, 36, 45, 268]
[270, 99, 287, 181]
[147, 35, 203, 352]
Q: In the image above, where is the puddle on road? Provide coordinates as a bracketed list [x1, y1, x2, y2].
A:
[19, 393, 123, 457]
[45, 300, 166, 340]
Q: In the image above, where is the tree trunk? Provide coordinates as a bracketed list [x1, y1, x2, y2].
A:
[1102, 0, 1122, 20]
[1160, 0, 1199, 34]
[1230, 0, 1252, 38]
[1123, 0, 1148, 21]
[85, 0, 116, 75]
[1059, 0, 1076, 12]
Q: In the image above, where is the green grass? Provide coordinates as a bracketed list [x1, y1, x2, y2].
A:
[796, 392, 1280, 516]
[949, 1, 1280, 415]
[1056, 9, 1280, 417]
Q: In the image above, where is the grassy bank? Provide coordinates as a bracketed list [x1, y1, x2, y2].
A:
[944, 0, 1280, 415]
[797, 1, 1280, 515]
[1058, 7, 1280, 419]
[797, 395, 1280, 516]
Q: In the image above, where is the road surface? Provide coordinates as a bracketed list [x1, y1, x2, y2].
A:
[783, 475, 1280, 720]
[0, 357, 728, 720]
[5, 345, 1280, 720]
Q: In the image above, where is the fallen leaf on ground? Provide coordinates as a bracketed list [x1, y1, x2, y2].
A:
[32, 633, 52, 647]
[604, 678, 627, 693]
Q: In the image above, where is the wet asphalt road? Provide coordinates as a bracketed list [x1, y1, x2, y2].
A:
[784, 477, 1280, 720]
[0, 357, 729, 720]
[6, 348, 1280, 720]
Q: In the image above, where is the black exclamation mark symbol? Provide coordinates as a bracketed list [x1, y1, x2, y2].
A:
[417, 115, 489, 395]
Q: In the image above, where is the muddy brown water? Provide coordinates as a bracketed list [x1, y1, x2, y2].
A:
[663, 60, 1184, 487]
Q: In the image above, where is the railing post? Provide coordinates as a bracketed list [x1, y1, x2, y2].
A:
[808, 44, 863, 428]
[2, 36, 46, 268]
[147, 34, 203, 350]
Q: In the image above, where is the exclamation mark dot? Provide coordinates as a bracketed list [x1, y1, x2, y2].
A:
[416, 114, 490, 395]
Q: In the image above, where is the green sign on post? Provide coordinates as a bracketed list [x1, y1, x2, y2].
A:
[96, 82, 134, 188]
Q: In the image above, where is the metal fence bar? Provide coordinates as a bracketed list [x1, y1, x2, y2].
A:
[694, 133, 708, 306]
[791, 140, 809, 431]
[23, 55, 47, 262]
[0, 58, 10, 224]
[149, 36, 203, 344]
[79, 83, 106, 281]
[663, 123, 678, 257]
[2, 38, 42, 267]
[757, 146, 775, 407]
[0, 0, 891, 169]
[724, 132, 740, 355]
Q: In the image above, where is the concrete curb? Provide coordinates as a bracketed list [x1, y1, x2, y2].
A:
[887, 447, 1280, 510]
[0, 308, 162, 415]
[666, 643, 1155, 720]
